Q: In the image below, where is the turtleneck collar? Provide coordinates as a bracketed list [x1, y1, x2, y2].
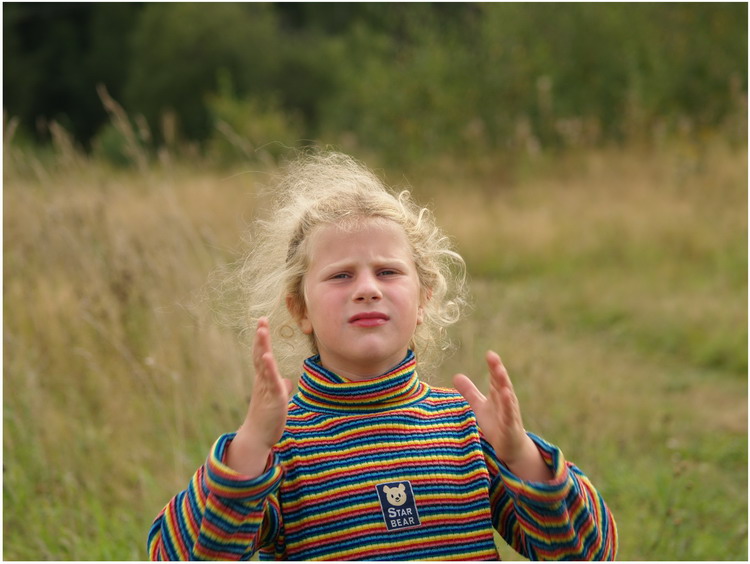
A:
[294, 350, 429, 413]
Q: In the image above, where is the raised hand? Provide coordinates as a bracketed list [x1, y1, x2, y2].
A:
[454, 351, 553, 482]
[225, 317, 294, 477]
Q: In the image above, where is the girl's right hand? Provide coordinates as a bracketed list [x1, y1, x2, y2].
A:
[225, 317, 294, 477]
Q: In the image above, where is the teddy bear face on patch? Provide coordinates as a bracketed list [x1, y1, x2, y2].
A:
[375, 481, 422, 531]
[382, 484, 407, 506]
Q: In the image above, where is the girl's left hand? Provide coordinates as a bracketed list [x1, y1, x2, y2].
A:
[454, 351, 553, 482]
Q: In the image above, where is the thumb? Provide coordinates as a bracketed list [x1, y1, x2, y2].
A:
[453, 373, 486, 413]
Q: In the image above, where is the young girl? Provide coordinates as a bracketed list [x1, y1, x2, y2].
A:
[147, 152, 617, 561]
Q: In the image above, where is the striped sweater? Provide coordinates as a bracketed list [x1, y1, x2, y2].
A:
[148, 351, 617, 560]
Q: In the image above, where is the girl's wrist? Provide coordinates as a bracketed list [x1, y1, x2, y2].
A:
[504, 435, 554, 482]
[225, 425, 273, 478]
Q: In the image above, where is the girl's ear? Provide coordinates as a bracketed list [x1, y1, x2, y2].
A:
[416, 305, 424, 325]
[286, 294, 313, 335]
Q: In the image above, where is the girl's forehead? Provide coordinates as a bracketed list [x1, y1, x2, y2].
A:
[306, 218, 413, 260]
[312, 217, 407, 241]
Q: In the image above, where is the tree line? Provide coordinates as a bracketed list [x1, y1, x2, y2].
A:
[4, 2, 747, 164]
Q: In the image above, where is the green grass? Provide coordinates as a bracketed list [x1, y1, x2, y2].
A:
[3, 139, 747, 560]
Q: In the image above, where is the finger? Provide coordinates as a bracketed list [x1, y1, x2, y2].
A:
[486, 354, 518, 405]
[258, 323, 273, 358]
[252, 318, 267, 372]
[254, 344, 276, 395]
[253, 318, 273, 374]
[499, 386, 515, 421]
[498, 381, 525, 434]
[486, 350, 514, 394]
[453, 373, 486, 413]
[488, 384, 521, 439]
[261, 351, 284, 392]
[488, 379, 505, 414]
[262, 349, 280, 378]
[488, 357, 522, 416]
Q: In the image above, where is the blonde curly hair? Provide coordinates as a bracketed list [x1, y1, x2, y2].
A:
[228, 151, 468, 378]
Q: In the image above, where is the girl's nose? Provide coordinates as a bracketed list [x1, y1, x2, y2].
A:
[353, 273, 382, 302]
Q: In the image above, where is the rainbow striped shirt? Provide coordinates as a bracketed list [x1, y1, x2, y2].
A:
[148, 351, 617, 560]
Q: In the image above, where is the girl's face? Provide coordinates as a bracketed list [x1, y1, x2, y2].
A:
[292, 219, 424, 381]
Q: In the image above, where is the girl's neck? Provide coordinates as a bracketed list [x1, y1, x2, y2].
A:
[297, 351, 425, 413]
[317, 351, 410, 382]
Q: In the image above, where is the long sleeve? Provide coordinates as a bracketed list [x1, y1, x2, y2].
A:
[147, 433, 285, 560]
[485, 432, 618, 560]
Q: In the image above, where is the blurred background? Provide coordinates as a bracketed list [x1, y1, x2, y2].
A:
[3, 2, 747, 560]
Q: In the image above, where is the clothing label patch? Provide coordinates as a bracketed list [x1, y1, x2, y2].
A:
[375, 481, 421, 531]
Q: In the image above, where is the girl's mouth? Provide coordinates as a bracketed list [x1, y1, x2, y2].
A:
[349, 312, 389, 327]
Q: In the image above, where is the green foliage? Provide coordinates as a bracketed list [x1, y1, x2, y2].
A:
[124, 3, 283, 142]
[90, 123, 136, 168]
[317, 3, 747, 162]
[3, 3, 140, 143]
[3, 3, 747, 164]
[204, 70, 305, 165]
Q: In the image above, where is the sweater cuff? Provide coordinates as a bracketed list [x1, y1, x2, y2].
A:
[204, 433, 283, 501]
[497, 432, 572, 508]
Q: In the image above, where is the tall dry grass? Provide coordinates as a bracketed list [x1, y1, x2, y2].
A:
[3, 134, 747, 560]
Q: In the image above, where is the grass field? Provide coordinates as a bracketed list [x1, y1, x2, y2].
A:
[3, 138, 747, 560]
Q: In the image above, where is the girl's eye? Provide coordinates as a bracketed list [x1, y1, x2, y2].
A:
[331, 273, 351, 279]
[379, 269, 399, 276]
